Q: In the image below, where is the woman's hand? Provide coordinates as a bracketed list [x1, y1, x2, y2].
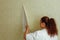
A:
[25, 24, 30, 34]
[24, 24, 30, 40]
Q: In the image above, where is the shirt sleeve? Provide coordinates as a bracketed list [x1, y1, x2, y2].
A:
[26, 31, 38, 40]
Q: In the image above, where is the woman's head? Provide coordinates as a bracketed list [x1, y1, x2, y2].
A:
[40, 16, 58, 37]
[40, 16, 49, 28]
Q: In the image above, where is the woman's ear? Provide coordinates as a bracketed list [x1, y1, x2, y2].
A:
[41, 22, 46, 28]
[42, 22, 45, 26]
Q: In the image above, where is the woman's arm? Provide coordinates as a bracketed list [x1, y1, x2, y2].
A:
[24, 24, 30, 40]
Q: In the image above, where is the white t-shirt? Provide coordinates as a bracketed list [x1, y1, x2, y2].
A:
[26, 29, 58, 40]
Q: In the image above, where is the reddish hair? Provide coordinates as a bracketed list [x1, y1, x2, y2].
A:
[41, 16, 58, 37]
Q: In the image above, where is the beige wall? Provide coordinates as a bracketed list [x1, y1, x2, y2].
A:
[0, 0, 60, 40]
[0, 0, 23, 40]
[23, 0, 60, 40]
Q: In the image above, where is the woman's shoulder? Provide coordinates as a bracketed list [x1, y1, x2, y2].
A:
[32, 29, 47, 36]
[26, 29, 47, 36]
[36, 29, 46, 33]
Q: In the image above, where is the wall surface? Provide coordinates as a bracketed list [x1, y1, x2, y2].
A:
[0, 0, 23, 40]
[23, 0, 60, 40]
[0, 0, 60, 40]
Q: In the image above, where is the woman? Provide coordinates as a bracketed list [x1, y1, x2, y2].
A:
[24, 16, 58, 40]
